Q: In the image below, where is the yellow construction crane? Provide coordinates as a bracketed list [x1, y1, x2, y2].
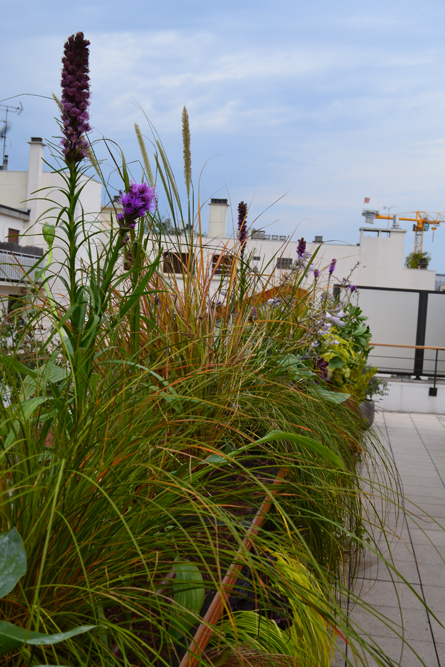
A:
[362, 210, 445, 254]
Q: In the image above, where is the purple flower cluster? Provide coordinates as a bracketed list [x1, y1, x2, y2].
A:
[328, 259, 337, 275]
[294, 237, 311, 269]
[118, 183, 157, 234]
[313, 268, 320, 279]
[237, 201, 248, 256]
[350, 284, 357, 293]
[297, 237, 306, 258]
[60, 32, 92, 163]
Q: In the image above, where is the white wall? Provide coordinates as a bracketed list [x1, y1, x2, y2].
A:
[379, 380, 445, 414]
[0, 139, 103, 305]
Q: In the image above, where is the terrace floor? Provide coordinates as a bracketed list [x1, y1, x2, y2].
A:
[339, 411, 445, 666]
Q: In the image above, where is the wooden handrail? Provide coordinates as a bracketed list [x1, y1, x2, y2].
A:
[178, 467, 288, 667]
[371, 343, 445, 351]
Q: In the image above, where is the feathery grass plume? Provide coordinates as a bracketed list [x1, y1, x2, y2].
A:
[135, 122, 155, 187]
[85, 143, 102, 180]
[182, 105, 192, 199]
[51, 92, 63, 112]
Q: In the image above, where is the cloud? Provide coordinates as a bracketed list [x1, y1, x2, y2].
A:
[3, 4, 445, 270]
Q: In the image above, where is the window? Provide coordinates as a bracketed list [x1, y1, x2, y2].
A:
[8, 294, 21, 313]
[163, 251, 193, 273]
[276, 257, 293, 269]
[212, 254, 233, 275]
[7, 228, 19, 244]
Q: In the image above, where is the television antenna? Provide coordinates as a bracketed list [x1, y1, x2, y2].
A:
[0, 101, 23, 170]
[383, 205, 397, 229]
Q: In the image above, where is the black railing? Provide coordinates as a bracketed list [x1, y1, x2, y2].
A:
[371, 343, 445, 392]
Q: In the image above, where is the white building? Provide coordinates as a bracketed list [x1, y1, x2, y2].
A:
[0, 137, 103, 309]
[0, 140, 436, 311]
[159, 198, 436, 292]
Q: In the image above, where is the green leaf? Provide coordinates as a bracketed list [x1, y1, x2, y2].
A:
[169, 561, 204, 640]
[312, 388, 351, 405]
[47, 365, 68, 384]
[255, 430, 345, 469]
[0, 355, 37, 380]
[20, 397, 47, 421]
[0, 528, 27, 599]
[277, 354, 314, 379]
[328, 357, 345, 369]
[0, 622, 95, 657]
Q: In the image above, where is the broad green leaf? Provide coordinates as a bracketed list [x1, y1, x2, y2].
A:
[203, 453, 227, 464]
[0, 622, 95, 657]
[47, 365, 68, 384]
[21, 376, 37, 400]
[20, 397, 47, 421]
[255, 430, 345, 469]
[278, 354, 315, 379]
[0, 528, 27, 599]
[328, 357, 345, 369]
[169, 561, 204, 640]
[312, 388, 351, 405]
[0, 355, 37, 380]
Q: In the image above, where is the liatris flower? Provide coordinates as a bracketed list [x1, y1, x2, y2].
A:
[328, 259, 336, 274]
[118, 182, 157, 231]
[60, 32, 92, 163]
[297, 237, 306, 258]
[295, 236, 311, 268]
[313, 268, 320, 279]
[237, 201, 248, 256]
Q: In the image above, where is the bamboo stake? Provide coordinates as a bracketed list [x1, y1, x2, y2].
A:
[178, 467, 288, 667]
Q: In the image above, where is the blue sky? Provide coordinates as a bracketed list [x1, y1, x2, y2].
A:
[3, 0, 445, 271]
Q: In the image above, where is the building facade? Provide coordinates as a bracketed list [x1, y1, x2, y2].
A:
[0, 137, 103, 309]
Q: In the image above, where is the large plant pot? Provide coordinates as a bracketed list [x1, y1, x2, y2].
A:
[359, 400, 375, 428]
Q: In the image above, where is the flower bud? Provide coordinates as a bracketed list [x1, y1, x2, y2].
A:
[43, 222, 56, 247]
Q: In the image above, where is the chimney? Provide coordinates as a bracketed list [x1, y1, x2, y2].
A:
[1, 155, 8, 171]
[27, 137, 46, 226]
[392, 214, 400, 229]
[208, 198, 229, 238]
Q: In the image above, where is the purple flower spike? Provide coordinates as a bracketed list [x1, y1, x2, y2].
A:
[329, 259, 336, 275]
[60, 32, 91, 163]
[119, 182, 157, 229]
[350, 284, 357, 292]
[237, 201, 248, 257]
[297, 237, 306, 258]
[313, 268, 320, 279]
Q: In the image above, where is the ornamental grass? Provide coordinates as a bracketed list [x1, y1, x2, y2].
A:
[0, 31, 443, 667]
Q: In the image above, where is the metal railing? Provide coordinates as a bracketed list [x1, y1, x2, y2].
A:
[371, 343, 445, 391]
[0, 249, 43, 283]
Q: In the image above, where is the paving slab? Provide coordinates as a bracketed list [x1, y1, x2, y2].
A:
[339, 411, 445, 667]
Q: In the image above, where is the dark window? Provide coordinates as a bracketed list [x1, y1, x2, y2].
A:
[253, 256, 261, 261]
[163, 251, 192, 273]
[276, 257, 293, 269]
[8, 294, 20, 313]
[7, 228, 19, 244]
[212, 254, 233, 275]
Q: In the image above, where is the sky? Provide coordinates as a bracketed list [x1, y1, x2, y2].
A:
[2, 0, 445, 270]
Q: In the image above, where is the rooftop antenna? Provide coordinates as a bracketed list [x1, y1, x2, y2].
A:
[383, 205, 397, 229]
[0, 101, 23, 170]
